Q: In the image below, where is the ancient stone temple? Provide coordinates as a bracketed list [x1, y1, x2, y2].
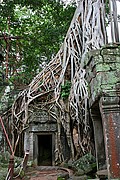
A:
[84, 44, 120, 179]
[23, 44, 120, 179]
[24, 110, 70, 166]
[0, 1, 119, 180]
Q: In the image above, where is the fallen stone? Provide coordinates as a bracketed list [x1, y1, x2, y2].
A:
[96, 169, 108, 178]
[74, 169, 84, 176]
[72, 153, 97, 174]
[72, 175, 87, 180]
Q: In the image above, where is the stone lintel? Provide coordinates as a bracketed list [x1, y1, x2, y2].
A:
[29, 123, 57, 132]
[99, 96, 120, 114]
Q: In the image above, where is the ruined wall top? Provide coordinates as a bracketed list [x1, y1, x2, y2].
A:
[84, 44, 120, 107]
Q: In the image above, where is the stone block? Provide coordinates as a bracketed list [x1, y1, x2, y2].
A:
[72, 175, 87, 180]
[29, 123, 57, 132]
[84, 45, 120, 107]
[74, 169, 84, 176]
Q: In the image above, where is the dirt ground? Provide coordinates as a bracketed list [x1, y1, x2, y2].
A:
[15, 166, 71, 180]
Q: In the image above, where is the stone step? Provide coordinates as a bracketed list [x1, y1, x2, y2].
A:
[96, 169, 108, 178]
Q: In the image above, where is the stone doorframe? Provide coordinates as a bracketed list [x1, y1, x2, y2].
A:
[90, 96, 120, 179]
[99, 96, 120, 178]
[36, 132, 55, 166]
[90, 103, 106, 171]
[29, 132, 56, 166]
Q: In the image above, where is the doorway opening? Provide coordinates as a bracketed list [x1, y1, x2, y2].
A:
[91, 105, 106, 170]
[38, 134, 52, 166]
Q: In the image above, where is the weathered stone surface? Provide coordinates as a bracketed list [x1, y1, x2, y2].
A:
[96, 169, 108, 177]
[72, 153, 97, 174]
[29, 123, 57, 132]
[28, 108, 70, 165]
[84, 45, 120, 179]
[31, 110, 51, 123]
[72, 175, 87, 180]
[29, 110, 57, 132]
[30, 110, 57, 123]
[99, 97, 120, 179]
[74, 169, 84, 176]
[90, 108, 106, 171]
[84, 45, 120, 107]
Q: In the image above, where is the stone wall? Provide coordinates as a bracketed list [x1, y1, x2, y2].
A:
[84, 44, 120, 179]
[84, 44, 120, 107]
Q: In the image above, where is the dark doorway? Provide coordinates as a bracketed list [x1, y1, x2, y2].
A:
[91, 106, 106, 170]
[38, 134, 52, 166]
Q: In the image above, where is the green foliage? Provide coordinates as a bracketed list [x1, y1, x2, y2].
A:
[105, 0, 110, 26]
[105, 0, 110, 15]
[0, 0, 75, 85]
[57, 177, 65, 180]
[0, 0, 75, 114]
[20, 169, 25, 178]
[61, 80, 71, 99]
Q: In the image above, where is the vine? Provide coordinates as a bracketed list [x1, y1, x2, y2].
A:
[10, 0, 107, 163]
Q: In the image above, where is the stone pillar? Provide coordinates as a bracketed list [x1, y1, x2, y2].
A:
[99, 96, 120, 179]
[90, 108, 106, 171]
[29, 132, 34, 160]
[24, 129, 30, 152]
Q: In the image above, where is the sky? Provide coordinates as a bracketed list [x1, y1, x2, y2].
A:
[106, 1, 120, 42]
